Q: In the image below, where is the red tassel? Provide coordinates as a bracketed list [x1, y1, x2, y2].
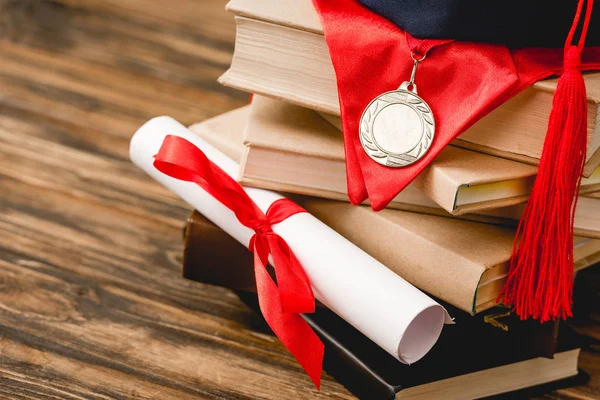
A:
[499, 0, 593, 322]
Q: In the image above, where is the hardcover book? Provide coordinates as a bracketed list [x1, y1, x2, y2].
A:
[190, 105, 600, 239]
[188, 108, 600, 313]
[242, 96, 599, 215]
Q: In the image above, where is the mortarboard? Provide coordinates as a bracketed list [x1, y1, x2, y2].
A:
[359, 0, 600, 48]
[310, 0, 600, 321]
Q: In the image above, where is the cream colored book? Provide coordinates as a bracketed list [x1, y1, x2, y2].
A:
[242, 96, 600, 216]
[188, 106, 600, 313]
[231, 97, 600, 238]
[219, 0, 600, 176]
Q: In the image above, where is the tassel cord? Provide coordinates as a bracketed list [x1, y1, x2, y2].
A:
[500, 0, 593, 321]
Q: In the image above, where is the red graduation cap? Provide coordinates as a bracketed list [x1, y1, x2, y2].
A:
[311, 0, 600, 321]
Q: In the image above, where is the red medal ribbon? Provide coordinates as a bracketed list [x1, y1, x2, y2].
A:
[404, 32, 452, 59]
[153, 135, 324, 388]
[312, 0, 600, 321]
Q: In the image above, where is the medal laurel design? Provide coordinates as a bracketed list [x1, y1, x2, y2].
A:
[360, 83, 435, 168]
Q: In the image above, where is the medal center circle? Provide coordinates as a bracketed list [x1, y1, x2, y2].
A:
[372, 103, 423, 154]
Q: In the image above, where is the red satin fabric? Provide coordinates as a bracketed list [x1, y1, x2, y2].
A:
[312, 0, 600, 210]
[153, 135, 324, 388]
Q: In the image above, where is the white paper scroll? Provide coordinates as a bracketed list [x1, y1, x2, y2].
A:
[130, 116, 452, 364]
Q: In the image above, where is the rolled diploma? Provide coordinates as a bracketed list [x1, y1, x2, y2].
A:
[130, 116, 452, 364]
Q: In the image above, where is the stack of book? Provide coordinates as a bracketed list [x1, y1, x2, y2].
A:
[134, 0, 600, 398]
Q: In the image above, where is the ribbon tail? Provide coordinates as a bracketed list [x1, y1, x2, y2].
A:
[253, 251, 324, 389]
[268, 235, 315, 314]
[153, 137, 322, 384]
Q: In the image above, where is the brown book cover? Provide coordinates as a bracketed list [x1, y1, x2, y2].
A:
[188, 110, 600, 314]
[219, 0, 600, 176]
[243, 96, 592, 215]
[190, 105, 600, 239]
[183, 210, 584, 400]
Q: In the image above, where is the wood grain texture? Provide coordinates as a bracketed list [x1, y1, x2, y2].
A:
[0, 0, 597, 399]
[0, 1, 350, 398]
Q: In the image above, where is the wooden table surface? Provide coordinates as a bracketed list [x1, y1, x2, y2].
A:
[0, 1, 598, 399]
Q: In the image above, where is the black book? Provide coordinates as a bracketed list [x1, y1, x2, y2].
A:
[237, 291, 583, 400]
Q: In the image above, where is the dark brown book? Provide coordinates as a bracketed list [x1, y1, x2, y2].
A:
[183, 211, 584, 399]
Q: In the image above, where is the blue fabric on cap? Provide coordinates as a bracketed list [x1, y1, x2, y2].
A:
[358, 0, 599, 48]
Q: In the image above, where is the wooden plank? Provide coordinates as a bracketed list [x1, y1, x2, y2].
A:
[0, 129, 351, 399]
[0, 0, 351, 398]
[0, 0, 247, 137]
[0, 109, 188, 225]
[0, 0, 598, 399]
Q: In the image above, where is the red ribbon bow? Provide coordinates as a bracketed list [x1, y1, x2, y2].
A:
[153, 135, 324, 388]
